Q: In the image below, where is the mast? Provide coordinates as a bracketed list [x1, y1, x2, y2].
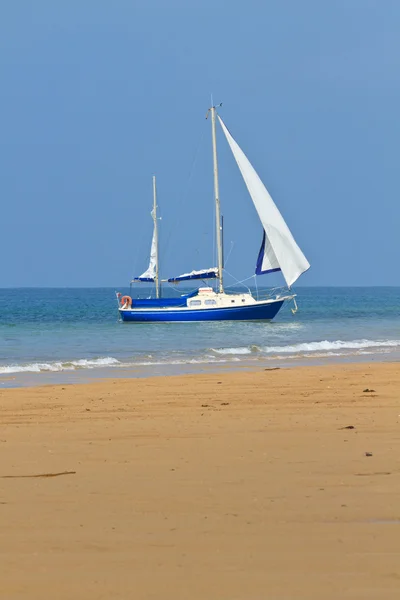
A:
[153, 175, 160, 298]
[210, 105, 224, 293]
[221, 214, 224, 271]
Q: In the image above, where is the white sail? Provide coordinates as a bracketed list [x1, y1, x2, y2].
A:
[218, 116, 310, 288]
[138, 211, 157, 281]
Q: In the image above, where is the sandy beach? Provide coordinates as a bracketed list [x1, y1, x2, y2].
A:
[1, 362, 400, 599]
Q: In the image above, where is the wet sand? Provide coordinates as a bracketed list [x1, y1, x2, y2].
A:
[1, 362, 400, 599]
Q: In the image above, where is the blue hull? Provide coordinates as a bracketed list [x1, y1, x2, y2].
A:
[119, 299, 285, 322]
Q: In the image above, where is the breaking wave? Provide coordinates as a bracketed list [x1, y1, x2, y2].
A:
[0, 355, 239, 375]
[212, 339, 400, 356]
[0, 357, 121, 374]
[1, 339, 399, 376]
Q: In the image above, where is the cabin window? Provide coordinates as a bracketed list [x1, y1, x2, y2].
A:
[242, 299, 245, 303]
[231, 300, 235, 303]
[189, 300, 201, 307]
[204, 299, 216, 306]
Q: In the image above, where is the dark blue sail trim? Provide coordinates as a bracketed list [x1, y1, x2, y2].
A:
[255, 231, 281, 276]
[168, 271, 218, 283]
[132, 277, 155, 282]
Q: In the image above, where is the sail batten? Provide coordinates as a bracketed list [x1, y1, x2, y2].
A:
[218, 116, 310, 288]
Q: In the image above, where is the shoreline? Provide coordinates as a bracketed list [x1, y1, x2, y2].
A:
[1, 359, 399, 397]
[1, 361, 400, 598]
[1, 350, 399, 389]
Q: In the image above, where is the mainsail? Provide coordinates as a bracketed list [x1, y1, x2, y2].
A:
[218, 117, 310, 288]
[133, 210, 157, 282]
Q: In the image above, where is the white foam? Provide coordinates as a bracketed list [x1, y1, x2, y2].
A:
[0, 357, 121, 375]
[132, 357, 241, 367]
[1, 338, 399, 376]
[211, 346, 253, 355]
[262, 339, 400, 354]
[212, 339, 400, 357]
[69, 357, 120, 368]
[0, 362, 66, 374]
[0, 354, 241, 375]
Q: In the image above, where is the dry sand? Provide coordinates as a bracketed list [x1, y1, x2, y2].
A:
[1, 362, 400, 599]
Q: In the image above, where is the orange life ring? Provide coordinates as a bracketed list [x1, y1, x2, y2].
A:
[120, 295, 132, 308]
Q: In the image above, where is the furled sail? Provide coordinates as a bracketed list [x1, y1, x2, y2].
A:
[168, 268, 218, 283]
[218, 117, 310, 288]
[132, 212, 157, 282]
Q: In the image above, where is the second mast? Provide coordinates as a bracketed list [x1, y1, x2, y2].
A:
[210, 105, 224, 293]
[152, 175, 160, 299]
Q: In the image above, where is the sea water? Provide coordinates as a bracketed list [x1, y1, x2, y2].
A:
[0, 287, 399, 387]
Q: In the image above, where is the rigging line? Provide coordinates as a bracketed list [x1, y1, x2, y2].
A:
[223, 241, 234, 269]
[162, 126, 206, 263]
[164, 282, 183, 295]
[255, 285, 290, 301]
[164, 281, 199, 296]
[268, 285, 289, 294]
[222, 269, 254, 293]
[223, 271, 256, 286]
[130, 220, 148, 281]
[212, 201, 216, 291]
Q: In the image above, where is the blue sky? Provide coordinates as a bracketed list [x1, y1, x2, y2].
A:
[1, 0, 399, 287]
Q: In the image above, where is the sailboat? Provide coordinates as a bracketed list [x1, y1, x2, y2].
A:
[117, 105, 310, 322]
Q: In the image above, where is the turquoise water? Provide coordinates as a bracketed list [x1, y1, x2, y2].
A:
[0, 287, 399, 387]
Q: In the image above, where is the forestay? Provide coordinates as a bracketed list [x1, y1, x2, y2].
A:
[218, 116, 310, 287]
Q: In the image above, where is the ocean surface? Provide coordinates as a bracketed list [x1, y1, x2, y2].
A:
[0, 287, 399, 387]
